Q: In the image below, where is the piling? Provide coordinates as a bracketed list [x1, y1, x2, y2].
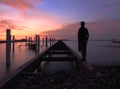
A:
[45, 36, 48, 48]
[6, 29, 11, 65]
[25, 36, 27, 46]
[12, 35, 15, 52]
[29, 37, 32, 45]
[28, 37, 30, 44]
[35, 35, 38, 45]
[50, 37, 52, 46]
[42, 38, 44, 46]
[38, 35, 40, 52]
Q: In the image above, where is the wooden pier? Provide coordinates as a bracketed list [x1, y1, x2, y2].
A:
[0, 40, 93, 89]
[28, 43, 37, 50]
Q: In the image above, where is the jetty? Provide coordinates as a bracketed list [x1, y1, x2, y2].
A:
[0, 40, 93, 89]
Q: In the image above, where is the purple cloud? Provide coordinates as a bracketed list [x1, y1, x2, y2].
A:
[42, 19, 120, 40]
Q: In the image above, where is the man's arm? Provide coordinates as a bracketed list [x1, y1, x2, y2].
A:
[85, 28, 89, 40]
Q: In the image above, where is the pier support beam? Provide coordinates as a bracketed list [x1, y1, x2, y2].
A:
[35, 35, 38, 46]
[38, 35, 40, 52]
[6, 29, 11, 65]
[45, 36, 48, 48]
[50, 37, 52, 46]
[42, 38, 44, 46]
[25, 36, 27, 46]
[12, 35, 15, 52]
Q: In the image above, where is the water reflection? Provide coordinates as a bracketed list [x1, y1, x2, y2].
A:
[0, 42, 36, 80]
[0, 41, 51, 80]
[6, 64, 10, 74]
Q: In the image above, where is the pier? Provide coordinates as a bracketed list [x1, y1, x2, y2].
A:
[0, 40, 93, 89]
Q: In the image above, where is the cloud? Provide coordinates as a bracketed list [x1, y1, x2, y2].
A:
[87, 19, 120, 39]
[0, 0, 41, 10]
[41, 22, 80, 39]
[42, 18, 120, 40]
[0, 18, 33, 39]
[0, 18, 27, 31]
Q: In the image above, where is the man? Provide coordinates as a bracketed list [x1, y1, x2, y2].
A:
[78, 21, 89, 61]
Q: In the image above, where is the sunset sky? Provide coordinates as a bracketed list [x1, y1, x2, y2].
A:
[0, 0, 120, 40]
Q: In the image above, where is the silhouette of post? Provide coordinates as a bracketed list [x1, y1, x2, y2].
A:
[38, 35, 40, 52]
[30, 37, 32, 44]
[29, 37, 32, 45]
[51, 38, 53, 45]
[28, 37, 29, 44]
[50, 37, 52, 46]
[42, 38, 44, 46]
[52, 38, 55, 44]
[38, 35, 40, 45]
[6, 29, 11, 65]
[25, 36, 27, 46]
[13, 35, 15, 52]
[35, 35, 38, 45]
[45, 36, 48, 48]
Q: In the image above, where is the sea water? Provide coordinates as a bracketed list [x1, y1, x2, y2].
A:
[0, 40, 120, 82]
[64, 40, 120, 65]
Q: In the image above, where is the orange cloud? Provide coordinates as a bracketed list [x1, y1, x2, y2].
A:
[0, 0, 41, 10]
[0, 18, 27, 31]
[0, 0, 62, 40]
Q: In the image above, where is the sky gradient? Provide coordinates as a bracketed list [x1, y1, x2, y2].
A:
[0, 0, 120, 40]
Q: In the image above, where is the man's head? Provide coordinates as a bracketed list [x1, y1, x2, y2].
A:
[81, 21, 85, 27]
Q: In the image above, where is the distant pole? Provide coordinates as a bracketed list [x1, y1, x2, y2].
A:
[51, 38, 53, 45]
[42, 38, 44, 46]
[6, 29, 11, 65]
[13, 35, 15, 52]
[35, 35, 38, 52]
[38, 35, 40, 52]
[26, 36, 27, 46]
[52, 38, 54, 44]
[45, 36, 48, 48]
[50, 37, 52, 46]
[29, 37, 32, 45]
[28, 37, 30, 44]
[30, 37, 32, 45]
[35, 35, 37, 45]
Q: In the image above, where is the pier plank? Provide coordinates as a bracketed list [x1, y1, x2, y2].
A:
[41, 57, 75, 61]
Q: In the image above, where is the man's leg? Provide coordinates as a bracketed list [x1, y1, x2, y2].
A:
[81, 42, 87, 61]
[81, 49, 86, 61]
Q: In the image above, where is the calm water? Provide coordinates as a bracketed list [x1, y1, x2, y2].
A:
[0, 40, 120, 82]
[0, 42, 47, 81]
[64, 40, 120, 65]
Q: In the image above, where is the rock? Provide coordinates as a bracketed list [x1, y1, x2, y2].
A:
[95, 72, 102, 78]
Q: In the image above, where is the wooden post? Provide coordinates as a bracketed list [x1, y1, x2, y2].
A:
[28, 37, 30, 45]
[13, 35, 15, 52]
[30, 37, 32, 45]
[26, 36, 27, 46]
[42, 38, 44, 46]
[50, 37, 52, 46]
[37, 35, 39, 44]
[45, 36, 48, 48]
[52, 38, 54, 44]
[35, 35, 37, 45]
[6, 29, 11, 65]
[38, 35, 40, 52]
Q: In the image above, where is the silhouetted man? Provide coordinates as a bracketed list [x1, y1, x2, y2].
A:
[78, 21, 89, 61]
